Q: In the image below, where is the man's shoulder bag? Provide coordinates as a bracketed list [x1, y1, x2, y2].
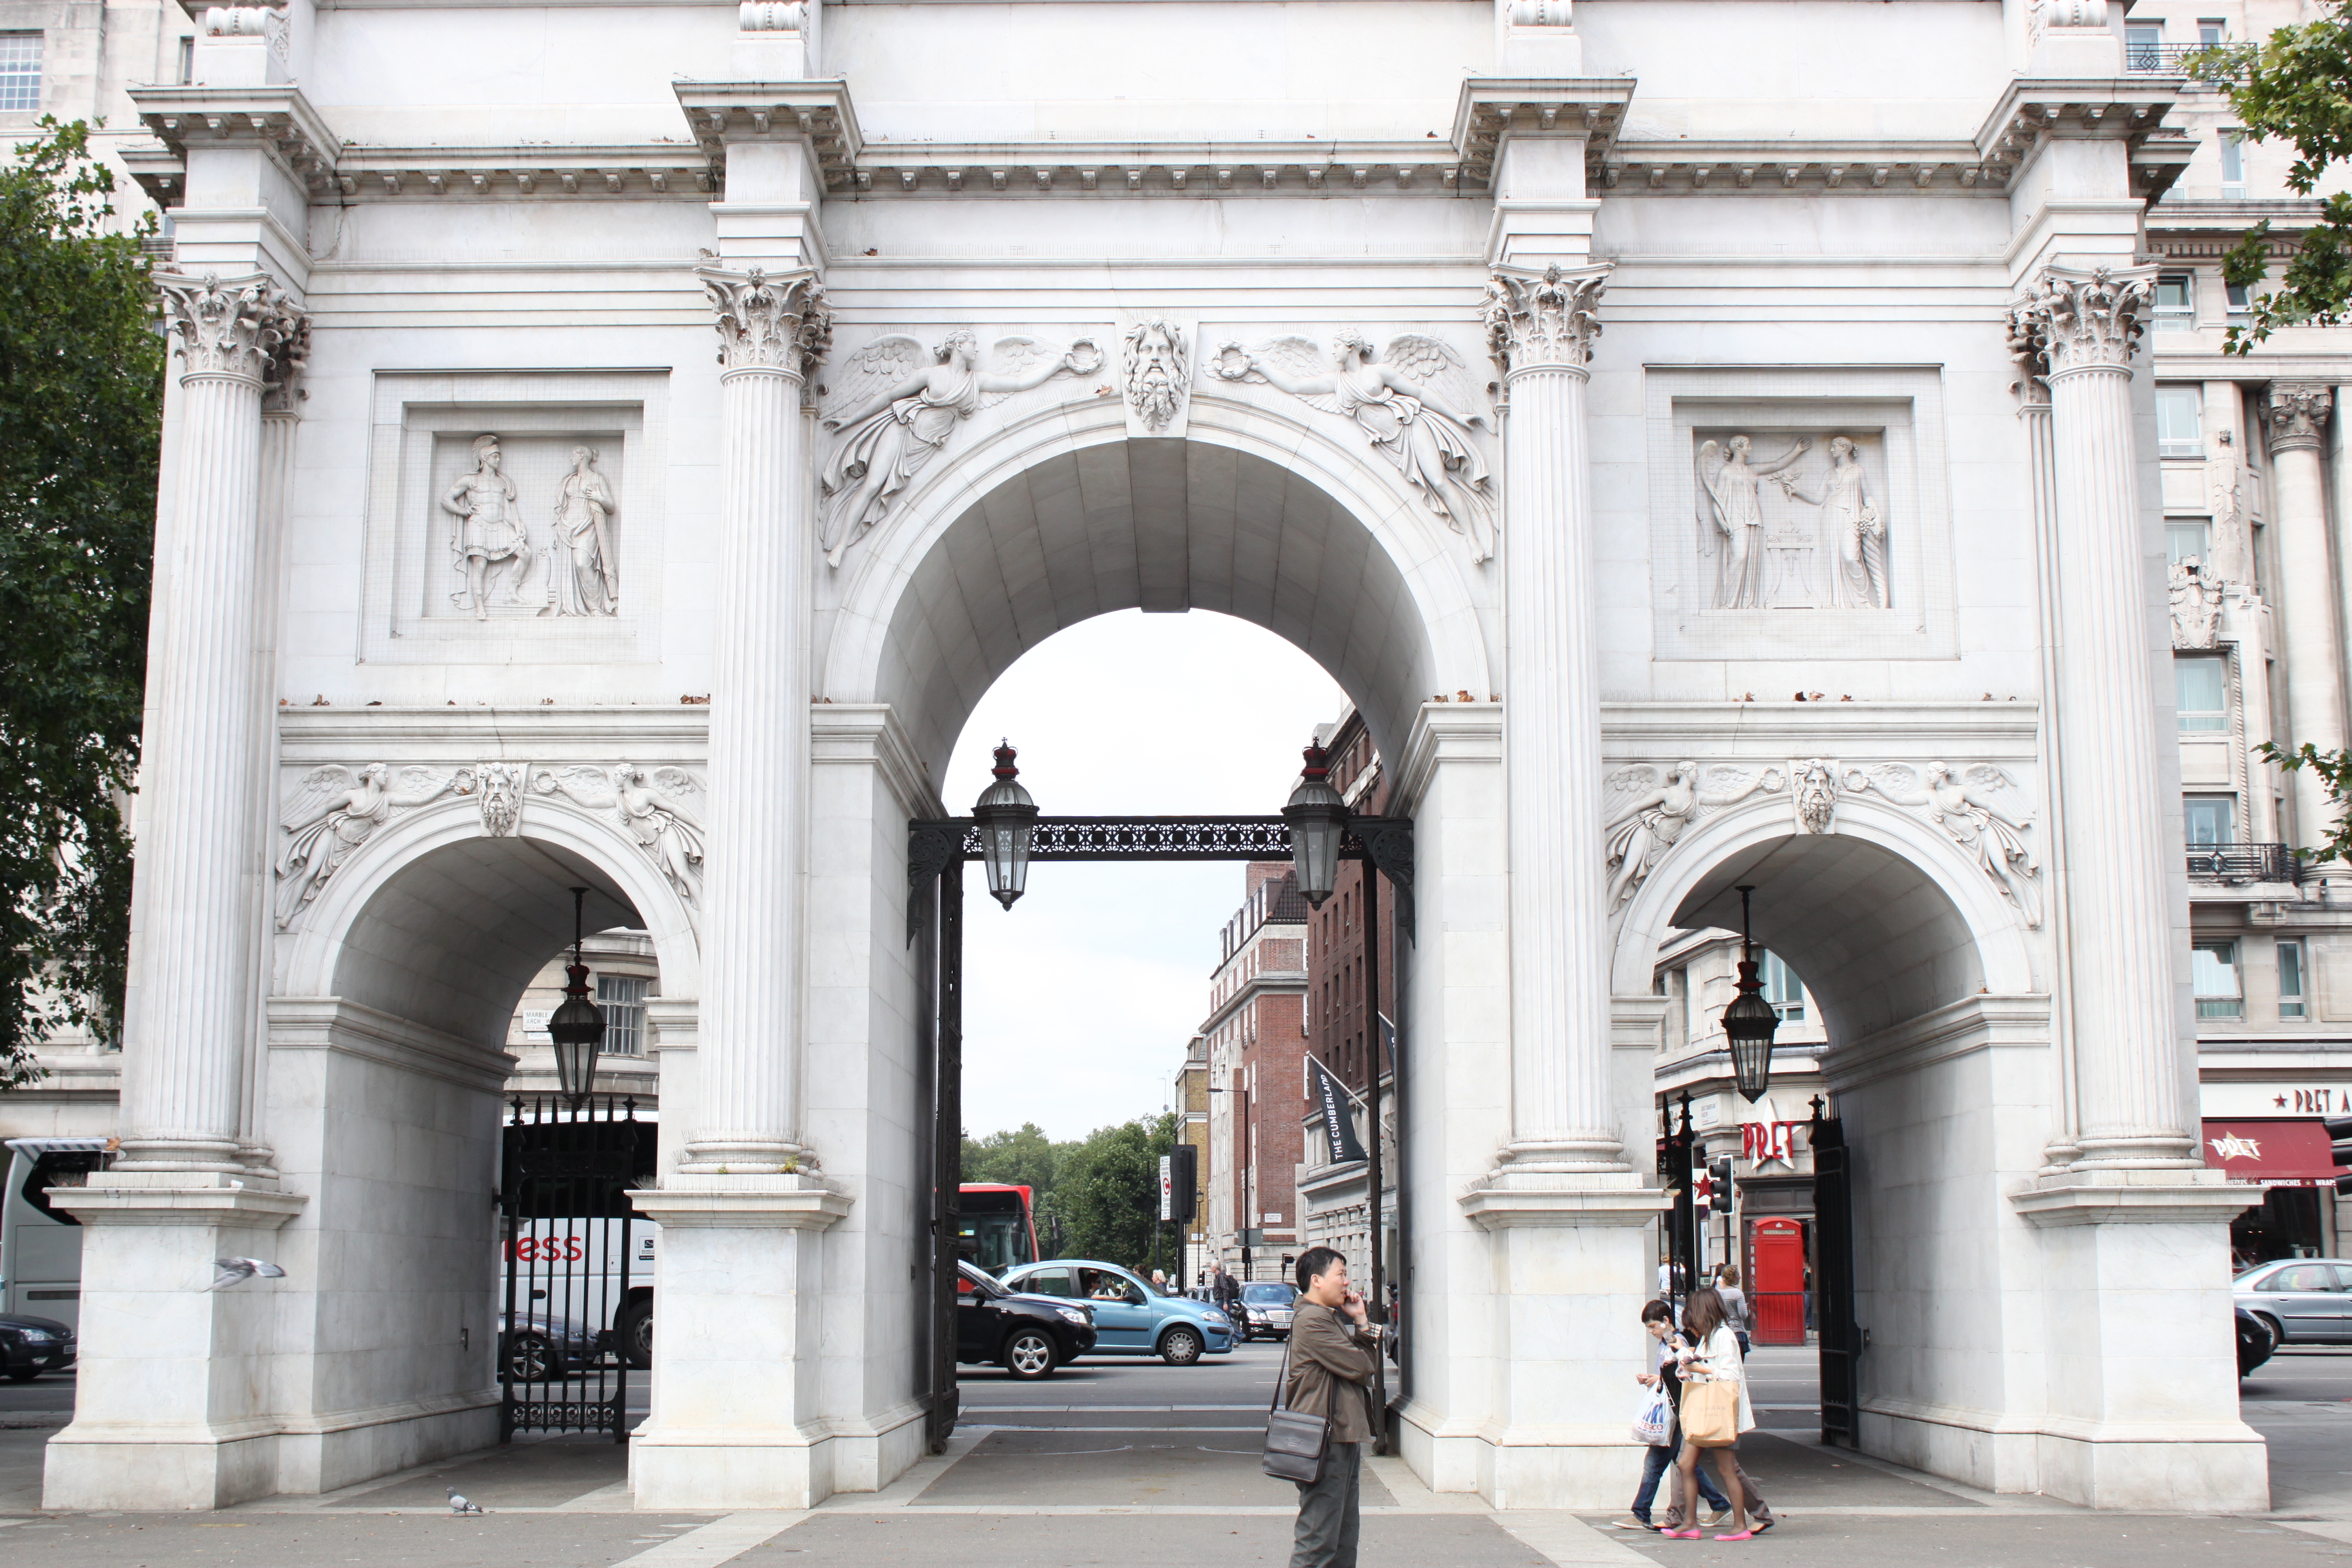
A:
[1262, 1323, 1330, 1484]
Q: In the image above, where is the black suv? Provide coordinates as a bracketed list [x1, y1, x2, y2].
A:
[957, 1261, 1096, 1379]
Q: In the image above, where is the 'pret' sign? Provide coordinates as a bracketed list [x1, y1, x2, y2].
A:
[2199, 1083, 2352, 1117]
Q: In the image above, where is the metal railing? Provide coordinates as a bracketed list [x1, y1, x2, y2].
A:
[2126, 42, 2201, 72]
[2186, 842, 2302, 883]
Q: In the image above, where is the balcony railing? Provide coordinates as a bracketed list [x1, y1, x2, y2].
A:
[2126, 42, 2201, 72]
[2186, 842, 2302, 883]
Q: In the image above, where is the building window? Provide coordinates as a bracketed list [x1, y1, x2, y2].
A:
[2226, 281, 2253, 328]
[2156, 385, 2204, 459]
[1760, 950, 1805, 1026]
[2193, 940, 2244, 1018]
[2220, 131, 2246, 199]
[2166, 519, 2211, 564]
[176, 34, 193, 84]
[2155, 274, 2195, 332]
[0, 34, 41, 114]
[2126, 21, 2161, 71]
[2278, 938, 2308, 1020]
[2176, 653, 2228, 732]
[2198, 18, 2227, 46]
[598, 975, 651, 1056]
[2184, 794, 2238, 847]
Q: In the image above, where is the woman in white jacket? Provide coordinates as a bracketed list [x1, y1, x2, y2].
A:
[1665, 1286, 1754, 1540]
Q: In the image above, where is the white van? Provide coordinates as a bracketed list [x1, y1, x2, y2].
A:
[1, 1137, 111, 1333]
[499, 1109, 658, 1371]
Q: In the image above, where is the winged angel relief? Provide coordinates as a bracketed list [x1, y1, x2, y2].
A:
[1601, 762, 1787, 911]
[276, 764, 468, 928]
[819, 330, 1103, 567]
[535, 764, 708, 911]
[1846, 762, 2041, 926]
[1211, 332, 1498, 563]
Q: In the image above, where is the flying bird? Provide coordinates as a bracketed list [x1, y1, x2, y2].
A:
[208, 1257, 287, 1292]
[446, 1486, 484, 1515]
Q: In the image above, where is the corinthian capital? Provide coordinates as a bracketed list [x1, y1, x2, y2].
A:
[2261, 383, 2334, 455]
[156, 271, 308, 392]
[1483, 262, 1608, 375]
[702, 266, 832, 377]
[2008, 263, 2155, 377]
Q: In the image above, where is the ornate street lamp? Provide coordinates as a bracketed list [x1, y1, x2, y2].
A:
[546, 885, 606, 1108]
[1282, 740, 1348, 909]
[1720, 883, 1779, 1103]
[972, 740, 1040, 911]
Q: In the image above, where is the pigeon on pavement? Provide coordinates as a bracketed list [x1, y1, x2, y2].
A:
[208, 1258, 288, 1292]
[447, 1486, 484, 1515]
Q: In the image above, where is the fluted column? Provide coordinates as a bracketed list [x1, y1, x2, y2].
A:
[685, 267, 831, 1172]
[117, 273, 306, 1173]
[2012, 264, 2193, 1167]
[1480, 262, 1622, 1171]
[2260, 384, 2345, 859]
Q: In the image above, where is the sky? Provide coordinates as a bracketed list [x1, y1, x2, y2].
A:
[940, 610, 1349, 1144]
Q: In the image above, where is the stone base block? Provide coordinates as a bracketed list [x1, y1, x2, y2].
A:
[2032, 1424, 2270, 1513]
[630, 1429, 835, 1510]
[44, 1426, 279, 1512]
[274, 1396, 502, 1497]
[1394, 1403, 1646, 1510]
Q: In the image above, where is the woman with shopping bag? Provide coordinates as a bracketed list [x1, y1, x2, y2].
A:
[1665, 1286, 1755, 1541]
[1614, 1300, 1732, 1533]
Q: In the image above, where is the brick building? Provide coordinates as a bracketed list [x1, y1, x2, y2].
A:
[1299, 707, 1400, 1286]
[1200, 862, 1309, 1283]
[1174, 1030, 1211, 1289]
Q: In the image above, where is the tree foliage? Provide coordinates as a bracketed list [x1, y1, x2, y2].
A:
[0, 120, 162, 1084]
[962, 1113, 1183, 1274]
[2257, 742, 2352, 865]
[2190, 5, 2352, 353]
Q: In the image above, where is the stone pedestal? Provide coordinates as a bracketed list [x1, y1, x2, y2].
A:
[625, 1179, 853, 1508]
[43, 1183, 306, 1510]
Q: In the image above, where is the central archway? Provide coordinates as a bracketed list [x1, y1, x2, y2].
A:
[818, 397, 1498, 782]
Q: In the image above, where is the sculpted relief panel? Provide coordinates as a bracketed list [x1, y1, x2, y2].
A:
[1646, 369, 1956, 663]
[363, 372, 670, 666]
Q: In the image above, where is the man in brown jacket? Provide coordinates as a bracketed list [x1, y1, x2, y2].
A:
[1280, 1246, 1382, 1568]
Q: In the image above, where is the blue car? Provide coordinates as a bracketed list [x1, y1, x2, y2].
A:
[998, 1259, 1235, 1365]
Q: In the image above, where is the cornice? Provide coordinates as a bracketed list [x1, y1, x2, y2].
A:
[1602, 142, 2006, 195]
[127, 83, 344, 203]
[830, 142, 1485, 196]
[675, 78, 862, 191]
[1970, 78, 2188, 204]
[328, 146, 717, 202]
[1451, 77, 1636, 187]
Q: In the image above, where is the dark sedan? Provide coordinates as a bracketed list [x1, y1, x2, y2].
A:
[501, 1309, 600, 1381]
[0, 1312, 74, 1382]
[957, 1260, 1095, 1379]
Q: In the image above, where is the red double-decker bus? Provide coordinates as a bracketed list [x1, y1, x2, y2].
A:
[958, 1183, 1039, 1281]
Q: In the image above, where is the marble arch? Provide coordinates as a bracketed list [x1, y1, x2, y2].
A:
[817, 393, 1497, 778]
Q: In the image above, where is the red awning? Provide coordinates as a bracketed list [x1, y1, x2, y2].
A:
[2201, 1120, 2344, 1187]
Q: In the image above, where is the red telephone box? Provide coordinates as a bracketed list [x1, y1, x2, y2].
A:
[1750, 1217, 1808, 1344]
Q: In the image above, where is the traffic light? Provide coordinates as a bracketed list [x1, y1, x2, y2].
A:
[1169, 1143, 1199, 1224]
[1710, 1157, 1734, 1216]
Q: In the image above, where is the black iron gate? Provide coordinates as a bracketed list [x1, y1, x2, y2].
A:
[1809, 1096, 1861, 1449]
[907, 813, 1413, 1454]
[500, 1094, 647, 1442]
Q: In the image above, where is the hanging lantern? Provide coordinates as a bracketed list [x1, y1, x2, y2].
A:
[972, 740, 1040, 911]
[1720, 883, 1779, 1103]
[546, 885, 606, 1107]
[1282, 740, 1348, 909]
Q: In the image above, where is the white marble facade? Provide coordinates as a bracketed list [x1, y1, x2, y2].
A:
[42, 0, 2283, 1518]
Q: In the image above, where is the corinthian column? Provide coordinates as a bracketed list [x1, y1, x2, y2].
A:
[685, 267, 831, 1172]
[117, 273, 307, 1173]
[1477, 262, 1623, 1174]
[2010, 265, 2195, 1168]
[2259, 384, 2345, 858]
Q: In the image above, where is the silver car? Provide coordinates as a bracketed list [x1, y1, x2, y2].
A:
[2234, 1258, 2352, 1346]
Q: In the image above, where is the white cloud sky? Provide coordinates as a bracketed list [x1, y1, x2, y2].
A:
[942, 610, 1348, 1143]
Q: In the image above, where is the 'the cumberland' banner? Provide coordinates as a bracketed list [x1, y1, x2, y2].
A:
[1310, 1056, 1368, 1165]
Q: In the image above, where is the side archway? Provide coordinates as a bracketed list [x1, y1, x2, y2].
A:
[1610, 794, 2039, 1042]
